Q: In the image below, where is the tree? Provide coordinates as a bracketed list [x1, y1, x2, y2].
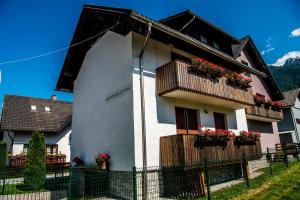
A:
[0, 141, 7, 168]
[24, 131, 46, 190]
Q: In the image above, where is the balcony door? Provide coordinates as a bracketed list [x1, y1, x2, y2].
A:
[175, 107, 198, 134]
[214, 112, 227, 130]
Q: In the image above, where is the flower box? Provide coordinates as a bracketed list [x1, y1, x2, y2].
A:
[271, 101, 284, 111]
[191, 58, 225, 79]
[196, 128, 234, 149]
[95, 153, 110, 170]
[225, 72, 252, 89]
[235, 131, 261, 147]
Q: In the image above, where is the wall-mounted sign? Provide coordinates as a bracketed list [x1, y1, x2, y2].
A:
[106, 84, 132, 102]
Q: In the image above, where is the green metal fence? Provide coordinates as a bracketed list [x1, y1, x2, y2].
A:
[0, 151, 298, 200]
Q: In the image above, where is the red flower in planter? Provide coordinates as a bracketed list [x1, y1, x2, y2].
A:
[271, 101, 284, 111]
[240, 130, 261, 141]
[254, 95, 266, 106]
[95, 153, 110, 162]
[191, 57, 225, 78]
[72, 156, 84, 166]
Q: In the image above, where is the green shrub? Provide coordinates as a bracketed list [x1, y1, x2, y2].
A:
[0, 141, 8, 168]
[24, 131, 46, 190]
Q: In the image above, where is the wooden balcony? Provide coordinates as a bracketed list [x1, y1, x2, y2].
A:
[245, 105, 283, 122]
[156, 60, 254, 109]
[160, 134, 262, 167]
[10, 154, 66, 167]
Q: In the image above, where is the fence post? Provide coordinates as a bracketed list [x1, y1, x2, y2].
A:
[204, 159, 211, 200]
[284, 148, 288, 168]
[68, 165, 73, 200]
[267, 148, 273, 175]
[132, 166, 138, 200]
[242, 153, 249, 187]
[295, 145, 299, 162]
[1, 166, 6, 195]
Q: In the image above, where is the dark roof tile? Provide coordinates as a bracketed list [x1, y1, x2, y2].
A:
[1, 95, 72, 132]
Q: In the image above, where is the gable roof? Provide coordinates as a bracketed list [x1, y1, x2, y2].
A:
[56, 5, 266, 92]
[0, 95, 72, 133]
[234, 36, 284, 100]
[282, 88, 300, 107]
[159, 10, 240, 44]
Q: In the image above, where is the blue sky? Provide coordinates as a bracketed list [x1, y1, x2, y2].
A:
[0, 0, 299, 108]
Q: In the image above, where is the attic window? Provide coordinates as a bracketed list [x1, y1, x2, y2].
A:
[200, 35, 207, 44]
[45, 107, 50, 112]
[31, 105, 37, 111]
[213, 42, 219, 49]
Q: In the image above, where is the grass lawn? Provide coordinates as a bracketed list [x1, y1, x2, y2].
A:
[199, 162, 300, 200]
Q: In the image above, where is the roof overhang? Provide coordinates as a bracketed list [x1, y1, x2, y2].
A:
[56, 5, 266, 92]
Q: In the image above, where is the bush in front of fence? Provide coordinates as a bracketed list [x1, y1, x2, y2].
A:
[0, 141, 7, 168]
[24, 131, 46, 190]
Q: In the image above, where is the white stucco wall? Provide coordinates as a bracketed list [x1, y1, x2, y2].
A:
[2, 131, 14, 153]
[10, 127, 71, 161]
[72, 31, 134, 170]
[132, 33, 249, 167]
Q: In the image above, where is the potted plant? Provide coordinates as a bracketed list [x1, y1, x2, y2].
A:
[254, 95, 266, 106]
[271, 101, 284, 111]
[196, 127, 234, 148]
[264, 99, 272, 109]
[236, 130, 261, 144]
[72, 156, 84, 166]
[95, 153, 110, 170]
[191, 57, 225, 79]
[225, 71, 252, 89]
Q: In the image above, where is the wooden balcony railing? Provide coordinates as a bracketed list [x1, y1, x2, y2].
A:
[10, 154, 66, 167]
[160, 134, 262, 167]
[245, 105, 283, 122]
[156, 60, 254, 108]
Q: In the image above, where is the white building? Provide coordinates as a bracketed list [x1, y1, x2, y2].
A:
[1, 95, 72, 162]
[278, 88, 300, 143]
[56, 6, 284, 170]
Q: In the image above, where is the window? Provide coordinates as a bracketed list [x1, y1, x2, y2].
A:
[200, 35, 208, 44]
[213, 42, 220, 49]
[46, 145, 58, 155]
[45, 107, 50, 112]
[213, 112, 227, 130]
[296, 119, 300, 124]
[175, 107, 198, 134]
[31, 105, 37, 111]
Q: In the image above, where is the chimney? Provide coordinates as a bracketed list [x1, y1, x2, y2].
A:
[51, 95, 57, 101]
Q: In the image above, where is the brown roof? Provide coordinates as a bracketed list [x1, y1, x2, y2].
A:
[0, 95, 72, 133]
[56, 5, 266, 92]
[282, 88, 300, 107]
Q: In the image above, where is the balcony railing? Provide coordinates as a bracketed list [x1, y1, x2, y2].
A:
[245, 105, 283, 122]
[156, 60, 254, 109]
[10, 154, 66, 167]
[160, 134, 262, 167]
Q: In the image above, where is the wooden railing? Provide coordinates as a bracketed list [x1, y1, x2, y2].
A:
[156, 60, 254, 107]
[10, 154, 66, 167]
[245, 105, 283, 121]
[160, 134, 262, 167]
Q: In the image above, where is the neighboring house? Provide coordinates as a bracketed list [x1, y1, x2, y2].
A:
[0, 95, 72, 162]
[56, 5, 283, 170]
[278, 88, 300, 144]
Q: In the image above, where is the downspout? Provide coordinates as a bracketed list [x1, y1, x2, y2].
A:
[291, 107, 300, 143]
[139, 22, 152, 200]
